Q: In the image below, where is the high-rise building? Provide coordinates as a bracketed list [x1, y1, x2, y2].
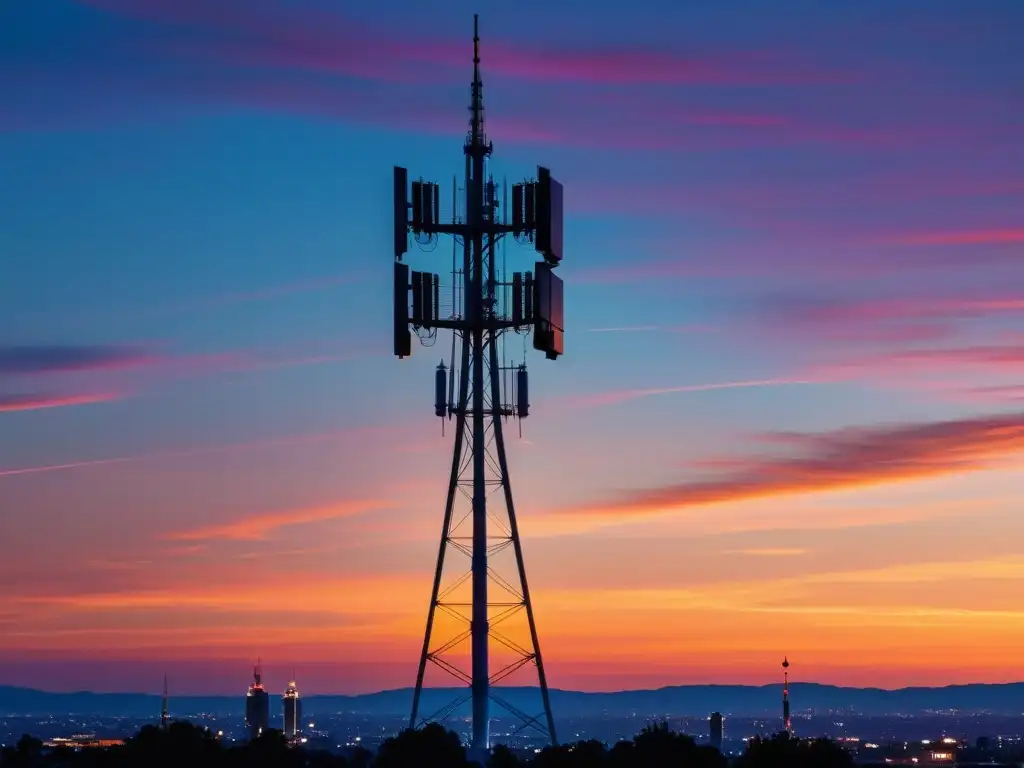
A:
[282, 679, 301, 737]
[245, 660, 270, 740]
[709, 712, 724, 752]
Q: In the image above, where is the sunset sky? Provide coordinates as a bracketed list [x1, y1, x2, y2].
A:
[2, 0, 1024, 697]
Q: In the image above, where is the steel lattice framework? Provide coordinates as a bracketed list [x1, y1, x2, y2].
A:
[391, 15, 565, 756]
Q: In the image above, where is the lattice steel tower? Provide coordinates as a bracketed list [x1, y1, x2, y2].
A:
[391, 15, 565, 754]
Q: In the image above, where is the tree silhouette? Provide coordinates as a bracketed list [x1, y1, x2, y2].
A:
[533, 740, 608, 768]
[489, 744, 523, 768]
[737, 732, 853, 768]
[375, 724, 468, 768]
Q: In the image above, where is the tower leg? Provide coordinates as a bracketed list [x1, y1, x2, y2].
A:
[470, 324, 490, 753]
[410, 331, 470, 730]
[488, 339, 558, 746]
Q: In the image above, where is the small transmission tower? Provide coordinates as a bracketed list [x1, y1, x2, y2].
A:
[161, 673, 169, 730]
[391, 15, 565, 754]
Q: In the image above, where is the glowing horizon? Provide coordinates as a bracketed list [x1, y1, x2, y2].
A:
[2, 0, 1024, 696]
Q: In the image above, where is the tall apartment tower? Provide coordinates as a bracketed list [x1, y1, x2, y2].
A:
[709, 712, 724, 752]
[282, 679, 301, 737]
[244, 660, 270, 740]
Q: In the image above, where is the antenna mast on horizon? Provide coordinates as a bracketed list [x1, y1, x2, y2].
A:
[782, 657, 792, 734]
[161, 673, 169, 730]
[391, 14, 564, 755]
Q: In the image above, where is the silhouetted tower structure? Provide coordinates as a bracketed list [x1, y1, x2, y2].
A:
[161, 673, 169, 730]
[782, 657, 792, 734]
[709, 712, 724, 752]
[391, 15, 564, 754]
[245, 659, 270, 740]
[282, 678, 301, 737]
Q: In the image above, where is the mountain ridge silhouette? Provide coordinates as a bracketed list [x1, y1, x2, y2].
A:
[3, 682, 1024, 717]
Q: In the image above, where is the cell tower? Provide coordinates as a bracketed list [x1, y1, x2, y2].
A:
[391, 14, 564, 754]
[782, 656, 792, 734]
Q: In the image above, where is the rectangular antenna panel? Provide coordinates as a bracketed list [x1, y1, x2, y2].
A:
[533, 262, 563, 359]
[421, 272, 434, 324]
[511, 272, 524, 325]
[393, 166, 408, 258]
[411, 181, 424, 233]
[423, 183, 436, 229]
[512, 184, 525, 234]
[411, 270, 424, 324]
[394, 262, 411, 357]
[524, 271, 534, 323]
[432, 274, 440, 322]
[535, 167, 564, 264]
[525, 182, 537, 231]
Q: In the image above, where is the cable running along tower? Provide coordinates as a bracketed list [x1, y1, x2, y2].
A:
[392, 15, 564, 753]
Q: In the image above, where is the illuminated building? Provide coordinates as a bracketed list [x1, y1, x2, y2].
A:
[282, 678, 302, 737]
[44, 736, 125, 749]
[245, 659, 270, 740]
[709, 712, 724, 752]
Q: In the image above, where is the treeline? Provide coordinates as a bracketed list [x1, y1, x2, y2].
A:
[1, 721, 854, 768]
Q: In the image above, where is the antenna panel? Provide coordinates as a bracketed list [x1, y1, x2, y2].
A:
[525, 182, 537, 231]
[532, 261, 564, 360]
[524, 270, 535, 323]
[394, 262, 411, 358]
[394, 166, 409, 258]
[423, 182, 439, 229]
[410, 271, 439, 326]
[512, 183, 525, 234]
[411, 270, 424, 324]
[411, 181, 424, 233]
[535, 167, 564, 264]
[511, 272, 524, 325]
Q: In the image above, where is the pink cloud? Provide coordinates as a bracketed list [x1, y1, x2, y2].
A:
[753, 295, 1024, 347]
[0, 392, 123, 413]
[571, 411, 1024, 518]
[888, 229, 1024, 247]
[557, 378, 819, 409]
[0, 424, 403, 478]
[77, 0, 845, 87]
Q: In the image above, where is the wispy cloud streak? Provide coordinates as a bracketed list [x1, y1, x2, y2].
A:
[573, 411, 1024, 517]
[561, 379, 819, 409]
[0, 345, 155, 375]
[164, 500, 391, 542]
[0, 425, 401, 479]
[75, 0, 843, 86]
[0, 392, 122, 413]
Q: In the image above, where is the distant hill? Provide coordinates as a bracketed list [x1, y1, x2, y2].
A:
[3, 683, 1024, 718]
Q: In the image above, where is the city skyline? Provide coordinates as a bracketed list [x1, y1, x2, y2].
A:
[2, 0, 1024, 695]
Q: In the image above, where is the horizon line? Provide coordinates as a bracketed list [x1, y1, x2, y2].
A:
[7, 680, 1024, 697]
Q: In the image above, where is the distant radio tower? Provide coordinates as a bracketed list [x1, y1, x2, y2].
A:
[391, 14, 564, 754]
[161, 673, 169, 730]
[782, 657, 792, 734]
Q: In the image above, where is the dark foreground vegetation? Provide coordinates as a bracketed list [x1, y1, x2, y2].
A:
[1, 721, 853, 768]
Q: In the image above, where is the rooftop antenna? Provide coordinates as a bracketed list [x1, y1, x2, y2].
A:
[391, 13, 564, 755]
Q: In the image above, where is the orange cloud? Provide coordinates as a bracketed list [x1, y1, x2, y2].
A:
[569, 411, 1024, 518]
[723, 548, 808, 557]
[164, 499, 392, 542]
